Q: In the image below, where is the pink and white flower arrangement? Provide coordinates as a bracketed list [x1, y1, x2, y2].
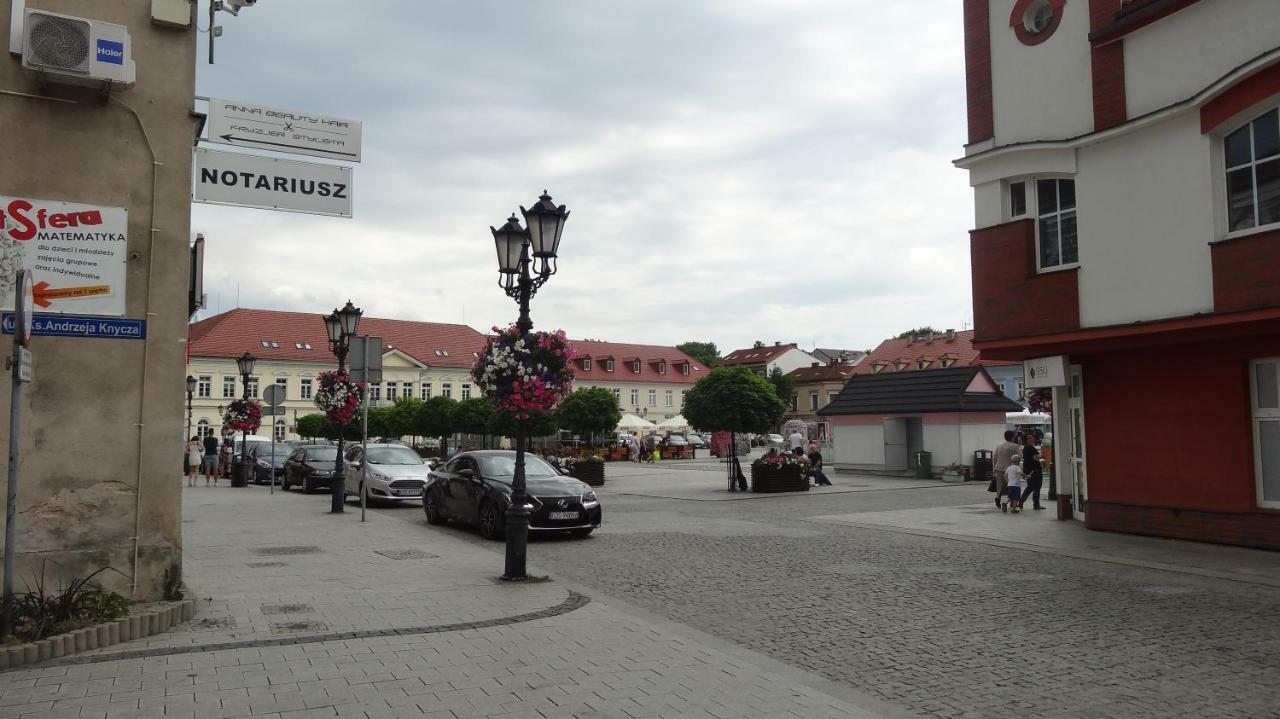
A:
[224, 398, 263, 433]
[314, 370, 364, 425]
[472, 324, 576, 421]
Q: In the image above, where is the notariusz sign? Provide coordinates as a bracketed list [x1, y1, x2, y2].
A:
[1, 313, 145, 340]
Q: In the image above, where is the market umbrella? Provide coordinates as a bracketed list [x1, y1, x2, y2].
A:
[617, 413, 657, 431]
[658, 415, 689, 430]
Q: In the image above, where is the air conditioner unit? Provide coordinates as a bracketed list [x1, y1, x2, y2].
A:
[21, 9, 135, 89]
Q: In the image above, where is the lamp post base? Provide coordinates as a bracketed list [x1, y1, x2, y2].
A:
[501, 502, 530, 580]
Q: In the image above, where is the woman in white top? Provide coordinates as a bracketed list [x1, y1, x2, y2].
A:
[185, 436, 202, 487]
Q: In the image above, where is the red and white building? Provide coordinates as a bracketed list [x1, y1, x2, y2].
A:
[959, 0, 1280, 548]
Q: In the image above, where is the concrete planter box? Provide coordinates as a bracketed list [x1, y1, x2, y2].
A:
[0, 599, 193, 671]
[941, 469, 968, 483]
[750, 464, 809, 493]
[569, 462, 605, 487]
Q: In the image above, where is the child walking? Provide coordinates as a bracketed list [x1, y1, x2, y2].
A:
[1003, 452, 1024, 513]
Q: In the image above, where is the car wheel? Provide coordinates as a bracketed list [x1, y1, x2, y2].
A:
[477, 500, 505, 540]
[571, 528, 594, 537]
[423, 491, 445, 525]
[302, 477, 313, 494]
[282, 474, 291, 491]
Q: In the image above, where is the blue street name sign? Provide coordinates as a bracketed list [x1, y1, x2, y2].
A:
[1, 313, 146, 340]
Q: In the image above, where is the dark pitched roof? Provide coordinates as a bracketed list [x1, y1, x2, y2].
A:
[720, 343, 799, 366]
[817, 366, 1023, 416]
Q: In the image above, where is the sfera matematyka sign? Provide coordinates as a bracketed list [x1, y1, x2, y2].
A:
[0, 196, 128, 316]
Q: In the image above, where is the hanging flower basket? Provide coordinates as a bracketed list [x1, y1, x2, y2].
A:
[472, 324, 575, 422]
[1027, 387, 1053, 414]
[314, 370, 364, 425]
[223, 398, 263, 433]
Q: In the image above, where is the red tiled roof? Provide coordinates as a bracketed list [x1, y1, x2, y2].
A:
[569, 340, 706, 385]
[720, 343, 799, 366]
[187, 308, 487, 369]
[787, 363, 857, 383]
[851, 330, 1016, 375]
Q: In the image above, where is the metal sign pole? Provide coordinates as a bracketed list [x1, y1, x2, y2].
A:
[3, 270, 32, 637]
[360, 338, 369, 523]
[269, 419, 276, 496]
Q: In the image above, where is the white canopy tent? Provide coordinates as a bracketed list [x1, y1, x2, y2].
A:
[617, 413, 657, 431]
[1005, 411, 1052, 426]
[657, 415, 689, 430]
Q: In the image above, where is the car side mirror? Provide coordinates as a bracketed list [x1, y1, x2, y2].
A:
[457, 468, 474, 479]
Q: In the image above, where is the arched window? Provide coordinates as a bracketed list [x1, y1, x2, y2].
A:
[274, 419, 286, 441]
[197, 419, 211, 437]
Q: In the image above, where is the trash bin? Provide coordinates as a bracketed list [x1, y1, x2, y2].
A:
[972, 450, 993, 483]
[231, 460, 250, 488]
[913, 451, 932, 478]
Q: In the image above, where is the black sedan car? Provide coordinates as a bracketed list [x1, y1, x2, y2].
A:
[282, 445, 340, 493]
[423, 450, 601, 539]
[248, 443, 291, 485]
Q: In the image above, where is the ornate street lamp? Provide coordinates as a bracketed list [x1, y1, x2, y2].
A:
[185, 375, 197, 440]
[489, 191, 568, 580]
[234, 353, 256, 487]
[323, 300, 362, 513]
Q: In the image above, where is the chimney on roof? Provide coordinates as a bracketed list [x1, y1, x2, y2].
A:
[906, 335, 914, 346]
[925, 331, 934, 344]
[945, 329, 956, 342]
[774, 341, 781, 346]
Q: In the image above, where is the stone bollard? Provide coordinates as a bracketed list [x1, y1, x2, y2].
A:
[36, 640, 51, 661]
[84, 627, 98, 650]
[22, 644, 38, 664]
[118, 619, 131, 643]
[50, 635, 66, 658]
[107, 621, 119, 646]
[181, 601, 194, 621]
[7, 646, 23, 668]
[96, 624, 111, 648]
[130, 615, 143, 639]
[0, 646, 9, 669]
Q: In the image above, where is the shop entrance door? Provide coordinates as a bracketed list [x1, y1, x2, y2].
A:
[1067, 365, 1087, 516]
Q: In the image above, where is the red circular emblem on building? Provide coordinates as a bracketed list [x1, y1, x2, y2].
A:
[1011, 0, 1066, 46]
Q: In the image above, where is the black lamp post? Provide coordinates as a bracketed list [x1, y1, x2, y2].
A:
[490, 191, 569, 580]
[235, 352, 256, 487]
[185, 375, 196, 440]
[324, 300, 362, 514]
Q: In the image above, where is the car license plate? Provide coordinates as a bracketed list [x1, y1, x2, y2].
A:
[548, 510, 578, 520]
[395, 489, 422, 496]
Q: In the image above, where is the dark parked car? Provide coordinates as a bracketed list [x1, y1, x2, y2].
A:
[248, 443, 291, 484]
[423, 450, 601, 540]
[282, 445, 341, 493]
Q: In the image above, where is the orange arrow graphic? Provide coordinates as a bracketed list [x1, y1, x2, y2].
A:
[32, 281, 111, 308]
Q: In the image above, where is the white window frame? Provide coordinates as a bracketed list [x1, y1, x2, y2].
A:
[681, 362, 690, 376]
[648, 389, 657, 407]
[246, 377, 259, 398]
[275, 377, 288, 398]
[371, 382, 382, 401]
[664, 389, 673, 407]
[632, 359, 641, 374]
[1005, 175, 1078, 273]
[461, 383, 471, 400]
[421, 382, 432, 400]
[222, 376, 237, 399]
[274, 419, 287, 441]
[827, 391, 838, 406]
[658, 361, 666, 375]
[1250, 358, 1280, 509]
[441, 382, 452, 399]
[197, 418, 211, 437]
[1219, 104, 1280, 240]
[611, 387, 621, 401]
[809, 392, 819, 411]
[630, 388, 639, 406]
[387, 383, 398, 401]
[197, 375, 212, 399]
[582, 358, 592, 371]
[604, 359, 614, 373]
[300, 378, 313, 400]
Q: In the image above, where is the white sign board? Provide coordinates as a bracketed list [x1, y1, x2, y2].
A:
[1025, 355, 1068, 389]
[350, 335, 383, 384]
[206, 97, 362, 162]
[0, 196, 128, 316]
[193, 149, 353, 218]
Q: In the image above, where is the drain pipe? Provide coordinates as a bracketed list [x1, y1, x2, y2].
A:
[110, 97, 161, 600]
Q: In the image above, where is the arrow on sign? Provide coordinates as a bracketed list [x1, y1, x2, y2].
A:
[218, 134, 358, 158]
[32, 282, 110, 308]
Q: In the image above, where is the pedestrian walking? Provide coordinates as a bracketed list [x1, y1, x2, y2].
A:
[1020, 433, 1045, 510]
[993, 430, 1020, 509]
[200, 433, 219, 484]
[628, 438, 639, 463]
[788, 429, 805, 454]
[1003, 452, 1025, 513]
[808, 443, 832, 486]
[217, 437, 232, 485]
[185, 437, 201, 487]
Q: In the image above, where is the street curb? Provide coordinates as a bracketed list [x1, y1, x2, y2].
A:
[802, 517, 1280, 588]
[0, 599, 193, 672]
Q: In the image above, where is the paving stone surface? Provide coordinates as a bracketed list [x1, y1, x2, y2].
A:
[383, 459, 1280, 719]
[0, 480, 892, 719]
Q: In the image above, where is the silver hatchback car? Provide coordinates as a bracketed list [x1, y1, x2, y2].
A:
[344, 443, 431, 503]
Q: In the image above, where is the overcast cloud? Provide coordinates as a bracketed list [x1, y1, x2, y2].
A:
[192, 1, 972, 354]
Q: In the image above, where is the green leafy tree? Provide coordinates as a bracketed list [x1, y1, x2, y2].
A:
[557, 387, 621, 445]
[387, 397, 422, 440]
[295, 413, 326, 439]
[676, 341, 719, 368]
[683, 365, 786, 435]
[365, 406, 395, 439]
[414, 396, 457, 451]
[768, 366, 797, 413]
[896, 326, 938, 339]
[452, 398, 495, 435]
[490, 410, 558, 440]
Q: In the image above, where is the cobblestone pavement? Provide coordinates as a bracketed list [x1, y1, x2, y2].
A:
[378, 461, 1280, 719]
[0, 483, 894, 719]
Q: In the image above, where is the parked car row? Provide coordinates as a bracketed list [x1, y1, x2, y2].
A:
[266, 443, 603, 541]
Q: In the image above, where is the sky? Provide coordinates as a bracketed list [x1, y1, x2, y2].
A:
[192, 0, 973, 356]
